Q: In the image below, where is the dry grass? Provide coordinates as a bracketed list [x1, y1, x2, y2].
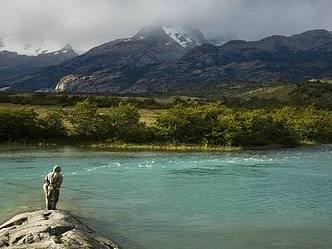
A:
[139, 109, 162, 126]
[87, 143, 242, 153]
[241, 85, 297, 102]
[0, 103, 160, 127]
[0, 103, 72, 114]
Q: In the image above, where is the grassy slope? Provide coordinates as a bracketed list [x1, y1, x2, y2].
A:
[239, 85, 297, 101]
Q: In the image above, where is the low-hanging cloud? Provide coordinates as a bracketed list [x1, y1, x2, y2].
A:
[0, 0, 332, 51]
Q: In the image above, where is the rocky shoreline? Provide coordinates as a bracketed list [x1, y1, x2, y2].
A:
[0, 210, 121, 249]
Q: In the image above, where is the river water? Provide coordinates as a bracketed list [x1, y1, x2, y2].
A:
[0, 145, 331, 249]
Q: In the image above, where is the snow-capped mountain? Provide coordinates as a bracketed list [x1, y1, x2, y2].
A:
[0, 36, 77, 56]
[0, 37, 79, 88]
[9, 25, 207, 92]
[124, 25, 207, 50]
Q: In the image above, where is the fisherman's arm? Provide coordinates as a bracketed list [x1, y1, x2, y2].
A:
[43, 174, 50, 184]
[58, 174, 63, 188]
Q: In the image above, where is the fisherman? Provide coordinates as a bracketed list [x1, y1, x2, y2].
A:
[43, 165, 63, 210]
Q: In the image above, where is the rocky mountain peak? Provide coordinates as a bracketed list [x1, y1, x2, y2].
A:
[132, 25, 206, 49]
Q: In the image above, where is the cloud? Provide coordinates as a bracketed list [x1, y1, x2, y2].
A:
[0, 0, 332, 51]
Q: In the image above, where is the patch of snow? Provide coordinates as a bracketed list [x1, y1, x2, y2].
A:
[0, 87, 10, 92]
[162, 26, 199, 48]
[73, 48, 85, 55]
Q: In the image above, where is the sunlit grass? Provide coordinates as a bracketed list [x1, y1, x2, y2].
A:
[87, 143, 242, 152]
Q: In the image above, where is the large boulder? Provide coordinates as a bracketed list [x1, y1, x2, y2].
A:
[0, 210, 121, 249]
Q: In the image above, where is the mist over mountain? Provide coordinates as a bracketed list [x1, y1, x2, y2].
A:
[2, 0, 332, 52]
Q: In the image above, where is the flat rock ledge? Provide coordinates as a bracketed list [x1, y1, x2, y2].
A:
[0, 210, 121, 249]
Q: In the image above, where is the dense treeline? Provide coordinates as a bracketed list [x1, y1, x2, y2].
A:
[0, 108, 66, 142]
[156, 105, 332, 146]
[0, 100, 331, 147]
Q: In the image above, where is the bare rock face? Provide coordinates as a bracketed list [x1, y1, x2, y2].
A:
[55, 74, 81, 92]
[0, 210, 121, 249]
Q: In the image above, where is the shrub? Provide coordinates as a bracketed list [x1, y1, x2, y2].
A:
[98, 103, 142, 142]
[0, 108, 39, 141]
[156, 105, 225, 144]
[38, 110, 66, 139]
[66, 100, 100, 137]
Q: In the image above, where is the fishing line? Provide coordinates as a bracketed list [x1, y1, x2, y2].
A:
[0, 179, 112, 199]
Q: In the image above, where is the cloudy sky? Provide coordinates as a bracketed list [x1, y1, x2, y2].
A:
[0, 0, 331, 51]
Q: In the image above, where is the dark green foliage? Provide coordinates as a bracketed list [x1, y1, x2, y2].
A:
[0, 108, 38, 141]
[274, 106, 332, 143]
[156, 105, 223, 144]
[67, 101, 144, 142]
[98, 103, 142, 142]
[290, 82, 332, 109]
[155, 105, 332, 147]
[38, 110, 66, 139]
[221, 110, 298, 147]
[0, 92, 167, 109]
[0, 100, 331, 147]
[66, 100, 100, 137]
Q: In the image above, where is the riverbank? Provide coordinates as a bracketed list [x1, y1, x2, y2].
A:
[0, 140, 321, 153]
[0, 210, 120, 248]
[86, 140, 321, 152]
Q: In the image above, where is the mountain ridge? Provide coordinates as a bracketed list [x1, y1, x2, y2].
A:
[5, 28, 332, 94]
[0, 36, 79, 56]
[9, 25, 205, 92]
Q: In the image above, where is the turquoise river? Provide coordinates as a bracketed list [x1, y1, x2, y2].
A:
[0, 145, 331, 249]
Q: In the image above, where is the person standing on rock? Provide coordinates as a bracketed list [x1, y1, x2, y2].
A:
[43, 165, 63, 210]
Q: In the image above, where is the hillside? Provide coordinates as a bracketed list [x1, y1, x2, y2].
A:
[8, 25, 205, 92]
[128, 30, 332, 93]
[5, 29, 332, 94]
[0, 44, 78, 88]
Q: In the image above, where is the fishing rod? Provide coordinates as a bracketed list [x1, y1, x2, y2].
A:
[0, 179, 111, 199]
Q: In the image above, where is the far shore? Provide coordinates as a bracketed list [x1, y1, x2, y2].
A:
[0, 140, 322, 153]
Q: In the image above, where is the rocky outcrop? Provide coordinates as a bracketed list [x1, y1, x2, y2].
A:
[0, 210, 120, 249]
[55, 75, 82, 92]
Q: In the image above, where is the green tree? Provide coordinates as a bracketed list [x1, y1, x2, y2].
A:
[156, 105, 224, 144]
[0, 108, 39, 141]
[67, 100, 100, 137]
[38, 110, 66, 138]
[99, 103, 142, 142]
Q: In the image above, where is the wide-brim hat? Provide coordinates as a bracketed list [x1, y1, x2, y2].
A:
[53, 165, 62, 172]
